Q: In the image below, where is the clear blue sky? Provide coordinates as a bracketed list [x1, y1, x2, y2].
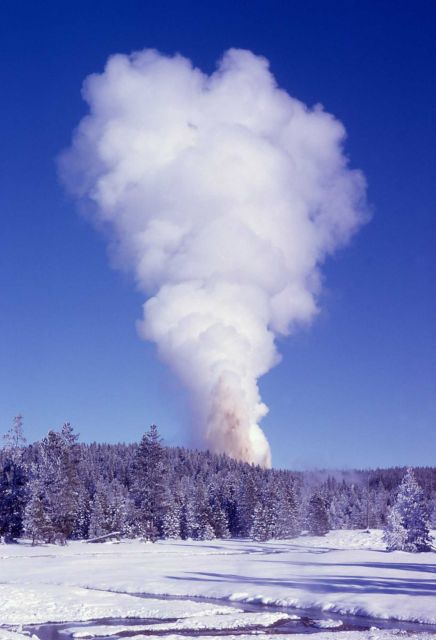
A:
[1, 0, 435, 469]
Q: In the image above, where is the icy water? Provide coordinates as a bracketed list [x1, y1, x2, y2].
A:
[14, 593, 436, 639]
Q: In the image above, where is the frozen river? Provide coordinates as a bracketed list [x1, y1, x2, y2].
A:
[23, 593, 436, 640]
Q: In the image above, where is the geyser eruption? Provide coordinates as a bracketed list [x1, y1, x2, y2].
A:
[62, 48, 367, 467]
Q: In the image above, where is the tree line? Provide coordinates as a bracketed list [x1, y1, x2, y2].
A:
[0, 417, 434, 549]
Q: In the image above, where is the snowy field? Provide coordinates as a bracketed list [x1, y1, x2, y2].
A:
[0, 530, 435, 640]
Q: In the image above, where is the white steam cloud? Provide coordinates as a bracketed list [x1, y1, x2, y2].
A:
[61, 48, 367, 468]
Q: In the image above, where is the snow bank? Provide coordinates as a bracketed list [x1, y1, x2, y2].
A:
[162, 634, 436, 640]
[65, 611, 292, 637]
[0, 584, 235, 625]
[0, 631, 34, 640]
[312, 619, 344, 629]
[0, 531, 435, 627]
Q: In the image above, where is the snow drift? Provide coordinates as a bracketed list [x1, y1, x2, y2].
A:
[61, 48, 367, 467]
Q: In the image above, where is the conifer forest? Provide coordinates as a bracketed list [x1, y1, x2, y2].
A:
[1, 417, 434, 549]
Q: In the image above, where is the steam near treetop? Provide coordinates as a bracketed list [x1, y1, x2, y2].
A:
[61, 48, 367, 468]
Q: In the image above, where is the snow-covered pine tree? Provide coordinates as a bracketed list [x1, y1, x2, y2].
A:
[250, 487, 277, 541]
[307, 491, 329, 536]
[275, 481, 300, 539]
[348, 484, 365, 529]
[219, 471, 239, 536]
[0, 416, 27, 542]
[383, 468, 433, 552]
[134, 425, 166, 541]
[49, 424, 81, 543]
[23, 474, 53, 544]
[211, 500, 230, 538]
[236, 472, 258, 536]
[25, 424, 81, 544]
[373, 481, 390, 528]
[194, 482, 215, 540]
[88, 486, 107, 538]
[251, 501, 271, 541]
[89, 479, 132, 538]
[161, 488, 181, 539]
[383, 502, 407, 551]
[72, 483, 91, 540]
[327, 483, 347, 529]
[180, 492, 197, 540]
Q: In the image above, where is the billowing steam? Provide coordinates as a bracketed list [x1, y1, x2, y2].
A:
[61, 48, 367, 468]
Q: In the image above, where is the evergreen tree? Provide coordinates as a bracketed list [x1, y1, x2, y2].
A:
[72, 484, 91, 540]
[88, 479, 131, 538]
[180, 491, 197, 540]
[0, 416, 28, 542]
[23, 476, 53, 544]
[373, 481, 390, 528]
[275, 482, 300, 539]
[194, 482, 215, 540]
[307, 492, 329, 536]
[383, 503, 407, 551]
[383, 468, 433, 552]
[251, 501, 271, 541]
[161, 489, 181, 539]
[89, 487, 106, 538]
[25, 424, 81, 544]
[211, 501, 230, 538]
[251, 488, 277, 541]
[134, 425, 166, 540]
[237, 472, 258, 536]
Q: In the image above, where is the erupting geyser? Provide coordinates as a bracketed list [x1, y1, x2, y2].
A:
[61, 48, 367, 468]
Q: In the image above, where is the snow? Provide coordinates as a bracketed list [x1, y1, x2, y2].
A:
[0, 584, 235, 625]
[0, 631, 34, 640]
[312, 618, 344, 628]
[65, 612, 291, 637]
[0, 530, 435, 630]
[157, 634, 436, 640]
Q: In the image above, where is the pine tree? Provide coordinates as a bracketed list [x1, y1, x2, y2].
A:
[25, 424, 81, 544]
[275, 482, 300, 539]
[250, 487, 277, 541]
[0, 416, 28, 542]
[72, 484, 91, 540]
[251, 501, 271, 541]
[384, 503, 408, 551]
[88, 479, 131, 538]
[88, 487, 107, 538]
[194, 483, 215, 540]
[134, 425, 166, 540]
[383, 468, 433, 552]
[307, 492, 329, 536]
[211, 501, 230, 538]
[161, 488, 181, 539]
[180, 492, 197, 540]
[23, 475, 53, 544]
[237, 472, 258, 536]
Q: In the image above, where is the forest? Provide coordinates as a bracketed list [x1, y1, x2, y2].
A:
[1, 417, 435, 546]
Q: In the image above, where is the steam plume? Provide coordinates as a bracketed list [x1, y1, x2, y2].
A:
[61, 48, 367, 467]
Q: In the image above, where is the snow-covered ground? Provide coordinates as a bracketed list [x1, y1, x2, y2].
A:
[64, 611, 294, 637]
[0, 530, 435, 638]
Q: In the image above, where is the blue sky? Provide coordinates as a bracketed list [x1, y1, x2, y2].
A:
[1, 0, 435, 469]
